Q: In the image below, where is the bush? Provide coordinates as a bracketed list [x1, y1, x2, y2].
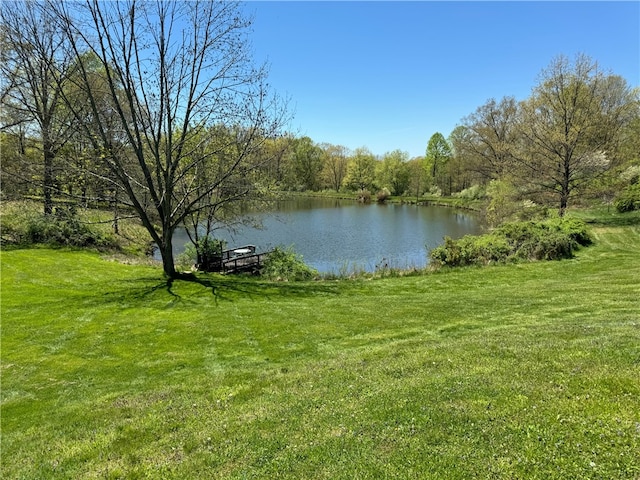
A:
[260, 246, 318, 281]
[429, 218, 592, 268]
[454, 184, 486, 200]
[485, 179, 520, 226]
[376, 188, 391, 203]
[429, 234, 511, 267]
[427, 186, 442, 197]
[357, 189, 372, 204]
[178, 237, 227, 271]
[2, 204, 117, 248]
[543, 217, 592, 246]
[620, 165, 640, 184]
[614, 183, 640, 213]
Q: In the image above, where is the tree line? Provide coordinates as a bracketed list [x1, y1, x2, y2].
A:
[267, 56, 638, 219]
[2, 1, 639, 277]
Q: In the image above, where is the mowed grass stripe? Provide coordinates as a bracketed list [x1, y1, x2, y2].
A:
[1, 223, 639, 479]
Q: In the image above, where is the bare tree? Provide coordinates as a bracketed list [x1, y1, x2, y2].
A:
[52, 0, 288, 277]
[458, 97, 520, 182]
[0, 0, 76, 214]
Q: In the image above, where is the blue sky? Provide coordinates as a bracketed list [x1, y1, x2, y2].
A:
[243, 1, 640, 158]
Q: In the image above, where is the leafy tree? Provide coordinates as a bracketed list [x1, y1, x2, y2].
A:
[57, 51, 127, 213]
[620, 115, 640, 163]
[258, 134, 295, 188]
[289, 136, 323, 191]
[321, 143, 350, 192]
[425, 132, 452, 194]
[52, 0, 288, 277]
[180, 125, 283, 265]
[485, 179, 521, 226]
[517, 54, 637, 214]
[446, 126, 476, 193]
[406, 157, 426, 202]
[344, 147, 377, 191]
[0, 130, 40, 199]
[377, 149, 410, 195]
[0, 0, 76, 214]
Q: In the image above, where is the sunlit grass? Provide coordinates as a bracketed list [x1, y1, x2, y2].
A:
[1, 215, 639, 478]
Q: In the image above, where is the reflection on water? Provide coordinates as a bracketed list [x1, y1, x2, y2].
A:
[170, 198, 483, 273]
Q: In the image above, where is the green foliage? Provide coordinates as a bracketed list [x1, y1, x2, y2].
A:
[178, 237, 227, 270]
[260, 246, 318, 281]
[430, 233, 511, 267]
[614, 183, 640, 212]
[495, 218, 591, 261]
[430, 218, 592, 267]
[356, 189, 372, 204]
[539, 216, 593, 246]
[485, 179, 520, 225]
[425, 132, 452, 193]
[454, 184, 486, 200]
[289, 136, 324, 191]
[344, 147, 377, 192]
[176, 244, 198, 267]
[620, 165, 640, 184]
[377, 150, 410, 195]
[1, 202, 117, 249]
[376, 187, 391, 203]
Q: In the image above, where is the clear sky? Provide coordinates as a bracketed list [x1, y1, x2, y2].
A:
[242, 1, 640, 158]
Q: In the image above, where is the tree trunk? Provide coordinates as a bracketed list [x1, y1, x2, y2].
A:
[559, 157, 571, 216]
[159, 228, 177, 278]
[559, 194, 568, 217]
[43, 141, 54, 215]
[111, 190, 119, 235]
[162, 254, 177, 278]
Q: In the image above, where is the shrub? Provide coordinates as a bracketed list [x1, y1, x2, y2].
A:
[430, 234, 511, 267]
[178, 237, 227, 271]
[429, 218, 591, 268]
[454, 184, 486, 200]
[357, 189, 372, 204]
[543, 217, 592, 246]
[427, 186, 442, 197]
[466, 233, 512, 264]
[485, 179, 519, 226]
[2, 204, 116, 248]
[260, 246, 318, 281]
[620, 165, 640, 184]
[376, 188, 391, 203]
[614, 183, 640, 213]
[515, 199, 547, 221]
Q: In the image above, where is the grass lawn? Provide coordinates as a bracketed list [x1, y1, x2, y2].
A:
[1, 214, 639, 479]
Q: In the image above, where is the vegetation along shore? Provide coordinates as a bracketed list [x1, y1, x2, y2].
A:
[2, 207, 640, 478]
[1, 0, 639, 478]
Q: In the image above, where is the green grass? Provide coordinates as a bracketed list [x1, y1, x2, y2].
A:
[2, 216, 639, 479]
[0, 200, 151, 257]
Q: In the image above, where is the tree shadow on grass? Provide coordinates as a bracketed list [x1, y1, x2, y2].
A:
[102, 272, 345, 307]
[583, 211, 640, 227]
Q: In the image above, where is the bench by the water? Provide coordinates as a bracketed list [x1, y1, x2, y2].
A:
[196, 245, 272, 274]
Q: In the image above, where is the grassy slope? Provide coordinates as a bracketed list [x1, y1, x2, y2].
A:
[1, 221, 639, 479]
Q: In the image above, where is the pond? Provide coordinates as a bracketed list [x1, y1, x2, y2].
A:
[169, 197, 484, 274]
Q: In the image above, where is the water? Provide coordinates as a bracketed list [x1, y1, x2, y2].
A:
[169, 197, 483, 274]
